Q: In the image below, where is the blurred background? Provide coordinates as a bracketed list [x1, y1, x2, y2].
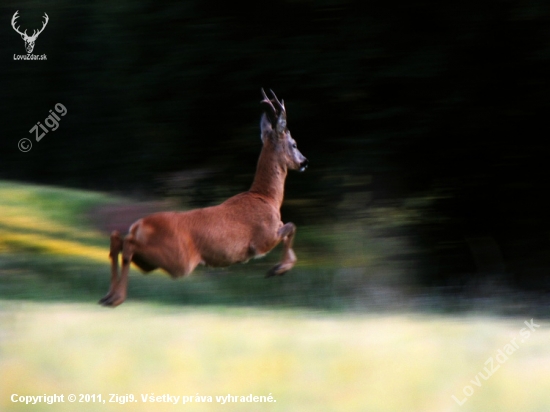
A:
[1, 1, 550, 411]
[2, 0, 549, 304]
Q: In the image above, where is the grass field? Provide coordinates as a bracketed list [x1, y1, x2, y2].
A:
[1, 302, 550, 412]
[1, 181, 550, 411]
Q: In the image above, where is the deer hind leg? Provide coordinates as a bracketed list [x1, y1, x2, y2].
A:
[99, 231, 123, 305]
[266, 222, 297, 278]
[100, 233, 136, 307]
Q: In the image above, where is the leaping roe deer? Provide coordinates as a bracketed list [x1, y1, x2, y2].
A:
[100, 89, 308, 307]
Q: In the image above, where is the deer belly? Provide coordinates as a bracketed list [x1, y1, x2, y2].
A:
[199, 241, 267, 267]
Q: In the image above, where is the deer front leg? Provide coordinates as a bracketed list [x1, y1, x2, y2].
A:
[266, 222, 297, 278]
[99, 231, 123, 305]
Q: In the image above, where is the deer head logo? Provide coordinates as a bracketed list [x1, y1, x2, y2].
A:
[11, 11, 49, 54]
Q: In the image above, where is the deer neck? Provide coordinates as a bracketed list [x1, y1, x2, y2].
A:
[249, 143, 287, 208]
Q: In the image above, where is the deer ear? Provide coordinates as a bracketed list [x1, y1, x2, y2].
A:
[276, 112, 287, 134]
[260, 113, 272, 143]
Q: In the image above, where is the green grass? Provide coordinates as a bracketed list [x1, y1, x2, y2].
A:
[1, 180, 550, 411]
[0, 179, 395, 310]
[0, 181, 114, 259]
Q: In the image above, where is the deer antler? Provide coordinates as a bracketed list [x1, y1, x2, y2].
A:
[11, 11, 48, 40]
[11, 11, 27, 37]
[269, 89, 285, 114]
[261, 88, 286, 115]
[30, 13, 49, 40]
[261, 88, 277, 114]
[261, 88, 288, 133]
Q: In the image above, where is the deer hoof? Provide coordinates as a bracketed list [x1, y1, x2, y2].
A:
[99, 292, 125, 307]
[98, 292, 112, 305]
[266, 264, 289, 278]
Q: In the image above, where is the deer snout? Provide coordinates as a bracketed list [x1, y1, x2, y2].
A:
[299, 158, 309, 172]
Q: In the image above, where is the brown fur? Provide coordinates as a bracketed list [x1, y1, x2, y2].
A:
[99, 90, 308, 307]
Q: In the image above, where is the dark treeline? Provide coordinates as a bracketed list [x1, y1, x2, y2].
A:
[1, 0, 549, 289]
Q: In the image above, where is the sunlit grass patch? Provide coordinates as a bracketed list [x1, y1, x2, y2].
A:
[0, 181, 116, 228]
[0, 231, 106, 262]
[0, 181, 113, 261]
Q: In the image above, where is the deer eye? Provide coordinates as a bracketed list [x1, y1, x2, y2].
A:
[292, 143, 297, 149]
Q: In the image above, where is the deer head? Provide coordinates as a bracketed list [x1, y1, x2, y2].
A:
[260, 89, 308, 172]
[11, 11, 49, 54]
